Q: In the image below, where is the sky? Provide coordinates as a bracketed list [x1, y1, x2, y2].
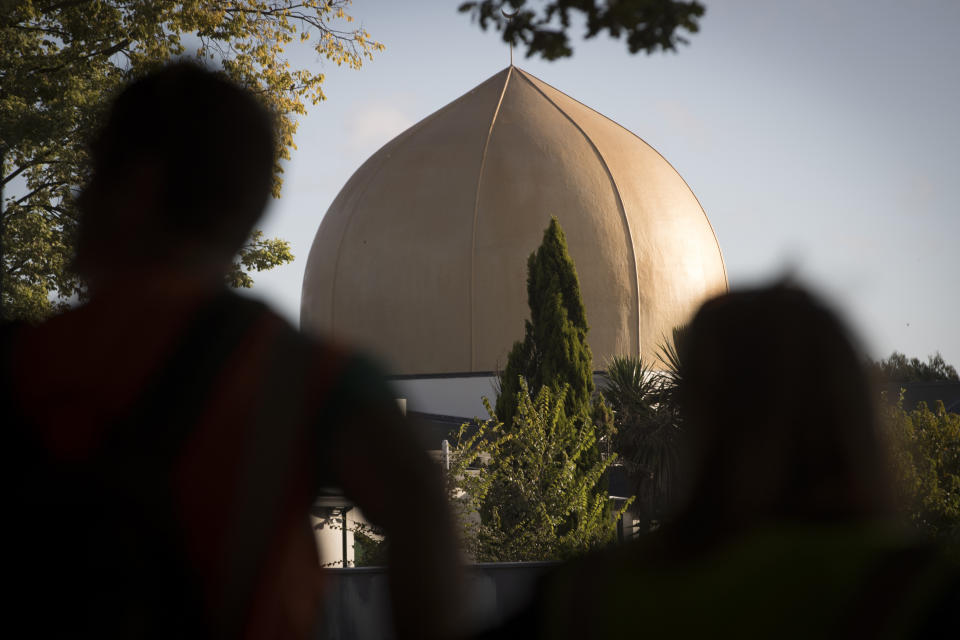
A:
[243, 0, 960, 369]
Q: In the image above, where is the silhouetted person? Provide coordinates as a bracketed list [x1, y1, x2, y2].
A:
[2, 62, 459, 639]
[486, 283, 958, 639]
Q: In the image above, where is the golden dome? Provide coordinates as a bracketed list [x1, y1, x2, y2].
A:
[301, 67, 727, 375]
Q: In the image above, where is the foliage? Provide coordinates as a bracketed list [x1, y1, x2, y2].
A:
[352, 522, 388, 568]
[600, 326, 688, 533]
[1, 1, 383, 321]
[448, 383, 628, 562]
[459, 0, 705, 61]
[496, 217, 595, 431]
[873, 351, 959, 384]
[602, 355, 679, 533]
[226, 230, 295, 289]
[604, 355, 660, 414]
[655, 324, 687, 406]
[884, 395, 960, 543]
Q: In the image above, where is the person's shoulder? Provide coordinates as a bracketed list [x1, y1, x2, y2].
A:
[229, 293, 396, 401]
[255, 310, 366, 374]
[0, 318, 26, 350]
[0, 310, 77, 380]
[224, 292, 344, 352]
[0, 319, 27, 391]
[304, 338, 394, 402]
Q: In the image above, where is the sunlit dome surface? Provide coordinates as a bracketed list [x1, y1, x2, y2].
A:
[301, 66, 728, 375]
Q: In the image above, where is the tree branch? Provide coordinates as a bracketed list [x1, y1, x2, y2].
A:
[11, 24, 71, 37]
[3, 158, 57, 186]
[7, 257, 31, 276]
[38, 203, 69, 220]
[39, 0, 96, 13]
[15, 181, 67, 205]
[30, 39, 130, 75]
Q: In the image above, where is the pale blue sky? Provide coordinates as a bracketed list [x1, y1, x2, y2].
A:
[245, 0, 960, 368]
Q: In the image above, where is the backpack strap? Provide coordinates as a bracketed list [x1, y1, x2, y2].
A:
[217, 328, 356, 635]
[0, 320, 27, 429]
[4, 292, 269, 638]
[102, 290, 266, 456]
[86, 290, 269, 637]
[216, 321, 312, 635]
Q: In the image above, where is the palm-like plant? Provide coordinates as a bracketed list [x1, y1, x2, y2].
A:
[656, 324, 688, 409]
[602, 328, 688, 535]
[604, 356, 660, 417]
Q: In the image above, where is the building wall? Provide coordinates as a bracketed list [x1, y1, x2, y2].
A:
[391, 375, 499, 418]
[312, 509, 372, 568]
[391, 373, 618, 419]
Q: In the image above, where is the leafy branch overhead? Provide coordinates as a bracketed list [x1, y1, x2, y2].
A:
[227, 231, 295, 289]
[1, 1, 383, 320]
[459, 0, 705, 60]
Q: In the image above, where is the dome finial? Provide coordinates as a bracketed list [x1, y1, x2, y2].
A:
[502, 7, 518, 66]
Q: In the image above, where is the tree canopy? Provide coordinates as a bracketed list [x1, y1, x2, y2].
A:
[873, 352, 959, 384]
[444, 218, 621, 561]
[496, 217, 595, 429]
[884, 395, 960, 543]
[459, 0, 705, 60]
[1, 0, 382, 321]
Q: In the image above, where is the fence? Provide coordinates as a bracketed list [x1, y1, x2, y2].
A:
[317, 561, 558, 639]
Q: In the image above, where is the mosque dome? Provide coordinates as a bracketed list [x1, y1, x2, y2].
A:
[301, 66, 727, 376]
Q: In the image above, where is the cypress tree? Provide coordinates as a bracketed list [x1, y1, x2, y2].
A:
[496, 217, 595, 427]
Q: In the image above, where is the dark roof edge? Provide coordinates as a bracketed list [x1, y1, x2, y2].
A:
[389, 371, 497, 380]
[389, 370, 611, 381]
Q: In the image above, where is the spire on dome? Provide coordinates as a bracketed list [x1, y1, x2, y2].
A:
[502, 7, 518, 67]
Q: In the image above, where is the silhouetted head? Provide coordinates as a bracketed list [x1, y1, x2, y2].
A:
[76, 61, 275, 280]
[675, 283, 891, 533]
